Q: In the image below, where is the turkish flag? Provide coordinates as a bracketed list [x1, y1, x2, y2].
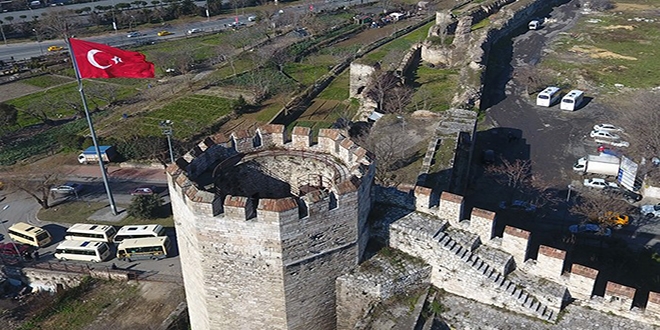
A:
[69, 38, 155, 79]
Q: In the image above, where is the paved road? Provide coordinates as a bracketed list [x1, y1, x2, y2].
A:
[0, 0, 380, 61]
[0, 165, 182, 279]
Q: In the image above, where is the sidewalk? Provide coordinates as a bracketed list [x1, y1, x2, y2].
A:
[64, 165, 167, 183]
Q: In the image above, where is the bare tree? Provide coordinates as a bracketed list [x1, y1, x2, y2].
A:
[366, 69, 399, 112]
[570, 189, 633, 229]
[486, 158, 532, 200]
[616, 91, 660, 159]
[215, 43, 238, 75]
[383, 86, 414, 114]
[22, 98, 52, 124]
[38, 8, 81, 40]
[513, 65, 558, 95]
[0, 103, 18, 131]
[354, 117, 416, 186]
[410, 88, 436, 112]
[85, 82, 121, 106]
[5, 161, 74, 209]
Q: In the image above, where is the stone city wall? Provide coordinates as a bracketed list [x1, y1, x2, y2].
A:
[378, 185, 660, 325]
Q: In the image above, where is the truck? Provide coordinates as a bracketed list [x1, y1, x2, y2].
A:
[78, 146, 117, 164]
[572, 154, 620, 176]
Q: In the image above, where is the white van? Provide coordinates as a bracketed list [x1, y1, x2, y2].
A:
[536, 86, 561, 107]
[528, 20, 541, 30]
[560, 90, 585, 111]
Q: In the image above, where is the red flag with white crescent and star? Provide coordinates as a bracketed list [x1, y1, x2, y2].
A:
[69, 38, 155, 79]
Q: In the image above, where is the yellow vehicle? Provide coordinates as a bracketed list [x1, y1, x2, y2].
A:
[157, 30, 172, 36]
[8, 222, 52, 247]
[47, 45, 63, 52]
[604, 211, 629, 227]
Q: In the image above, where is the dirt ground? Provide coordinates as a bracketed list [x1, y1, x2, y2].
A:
[0, 82, 44, 103]
[0, 280, 185, 330]
[83, 281, 185, 330]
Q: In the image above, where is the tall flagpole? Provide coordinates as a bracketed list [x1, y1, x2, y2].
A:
[67, 38, 119, 216]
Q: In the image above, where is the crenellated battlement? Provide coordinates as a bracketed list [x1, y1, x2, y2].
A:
[166, 124, 375, 221]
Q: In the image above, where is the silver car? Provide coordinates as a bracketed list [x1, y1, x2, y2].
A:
[641, 204, 660, 218]
[50, 182, 84, 195]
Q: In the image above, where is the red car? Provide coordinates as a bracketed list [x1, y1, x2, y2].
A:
[0, 242, 31, 259]
[130, 186, 156, 196]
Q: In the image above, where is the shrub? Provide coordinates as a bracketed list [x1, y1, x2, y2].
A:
[127, 195, 163, 219]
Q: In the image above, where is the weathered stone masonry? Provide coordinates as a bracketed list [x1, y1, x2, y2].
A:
[167, 124, 375, 330]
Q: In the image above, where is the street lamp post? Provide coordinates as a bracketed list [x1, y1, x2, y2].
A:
[33, 28, 43, 54]
[0, 205, 24, 262]
[160, 120, 175, 164]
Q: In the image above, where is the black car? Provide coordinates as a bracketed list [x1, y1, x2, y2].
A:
[603, 186, 642, 203]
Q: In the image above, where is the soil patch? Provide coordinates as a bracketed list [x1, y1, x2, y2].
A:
[569, 45, 637, 60]
[603, 25, 635, 30]
[0, 82, 44, 103]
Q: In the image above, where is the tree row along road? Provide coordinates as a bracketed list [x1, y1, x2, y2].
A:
[0, 0, 380, 62]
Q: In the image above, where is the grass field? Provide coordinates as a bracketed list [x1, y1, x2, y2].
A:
[20, 75, 74, 88]
[409, 65, 460, 112]
[119, 94, 235, 139]
[38, 201, 174, 228]
[6, 80, 138, 128]
[359, 21, 435, 66]
[541, 2, 660, 89]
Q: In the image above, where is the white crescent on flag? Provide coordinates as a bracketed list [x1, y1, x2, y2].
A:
[87, 49, 112, 69]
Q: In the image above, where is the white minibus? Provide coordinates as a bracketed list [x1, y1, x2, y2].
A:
[65, 223, 117, 243]
[8, 222, 52, 247]
[113, 224, 167, 243]
[536, 86, 561, 107]
[54, 240, 111, 262]
[116, 236, 171, 261]
[560, 89, 584, 111]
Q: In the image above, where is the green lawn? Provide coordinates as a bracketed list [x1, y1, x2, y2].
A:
[317, 71, 350, 100]
[6, 81, 138, 128]
[409, 65, 460, 112]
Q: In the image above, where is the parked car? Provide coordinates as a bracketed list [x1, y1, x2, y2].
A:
[603, 186, 642, 203]
[583, 178, 618, 189]
[640, 204, 660, 218]
[157, 30, 173, 36]
[498, 200, 537, 212]
[0, 242, 31, 258]
[569, 224, 612, 237]
[126, 31, 141, 37]
[590, 130, 620, 140]
[247, 15, 257, 22]
[47, 45, 63, 52]
[50, 182, 84, 195]
[130, 186, 156, 196]
[593, 124, 624, 132]
[604, 211, 629, 227]
[595, 139, 630, 148]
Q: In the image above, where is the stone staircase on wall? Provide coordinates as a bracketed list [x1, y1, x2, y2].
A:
[432, 230, 556, 321]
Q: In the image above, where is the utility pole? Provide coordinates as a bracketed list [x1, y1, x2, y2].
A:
[160, 120, 175, 164]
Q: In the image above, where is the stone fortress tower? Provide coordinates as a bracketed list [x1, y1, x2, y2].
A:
[166, 124, 375, 330]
